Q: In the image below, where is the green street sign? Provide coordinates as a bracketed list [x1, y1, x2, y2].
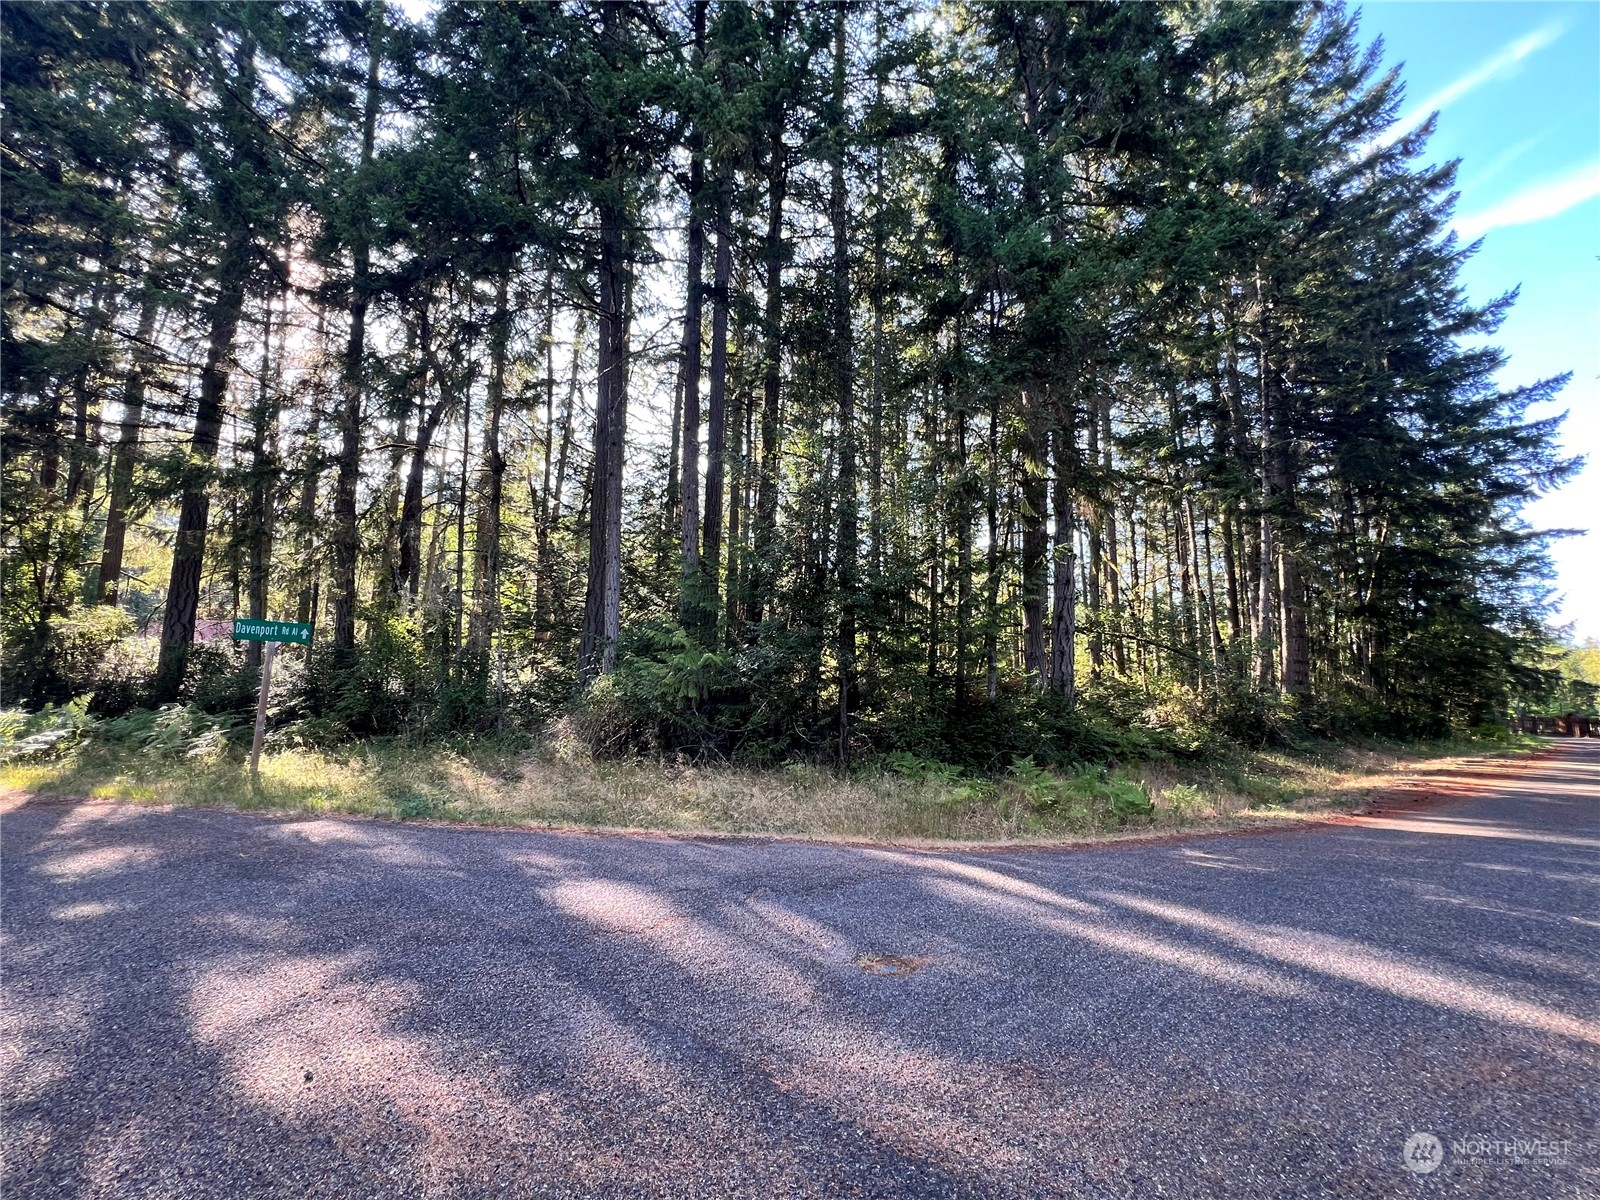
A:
[232, 619, 312, 645]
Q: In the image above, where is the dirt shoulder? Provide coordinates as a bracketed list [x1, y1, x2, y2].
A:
[0, 732, 1554, 849]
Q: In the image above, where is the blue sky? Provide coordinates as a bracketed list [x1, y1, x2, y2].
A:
[1352, 2, 1600, 642]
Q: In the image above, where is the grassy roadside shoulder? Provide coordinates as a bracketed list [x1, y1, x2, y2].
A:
[0, 725, 1546, 844]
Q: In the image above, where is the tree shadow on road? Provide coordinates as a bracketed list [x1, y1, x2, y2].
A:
[3, 745, 1596, 1197]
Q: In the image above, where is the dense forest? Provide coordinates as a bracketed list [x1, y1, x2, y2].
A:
[1, 0, 1580, 769]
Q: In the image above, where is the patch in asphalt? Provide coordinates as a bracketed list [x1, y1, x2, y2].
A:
[856, 953, 928, 977]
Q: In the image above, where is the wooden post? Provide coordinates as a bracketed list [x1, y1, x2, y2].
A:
[249, 639, 276, 780]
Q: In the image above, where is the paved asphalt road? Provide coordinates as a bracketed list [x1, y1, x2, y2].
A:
[3, 744, 1597, 1199]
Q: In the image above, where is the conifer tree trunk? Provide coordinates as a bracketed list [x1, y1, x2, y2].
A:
[1209, 355, 1244, 650]
[955, 405, 972, 702]
[330, 12, 382, 651]
[699, 171, 733, 638]
[295, 407, 323, 628]
[1175, 499, 1198, 672]
[1098, 392, 1127, 674]
[377, 315, 420, 611]
[1253, 277, 1278, 690]
[831, 0, 857, 762]
[469, 271, 511, 657]
[98, 290, 161, 606]
[925, 400, 941, 686]
[985, 393, 1001, 699]
[536, 314, 581, 631]
[1127, 498, 1145, 675]
[1269, 351, 1310, 694]
[678, 1, 706, 631]
[1019, 393, 1049, 688]
[398, 297, 446, 602]
[1200, 507, 1226, 666]
[1049, 421, 1076, 702]
[1221, 299, 1264, 671]
[532, 276, 556, 621]
[751, 38, 788, 632]
[866, 0, 887, 691]
[1085, 392, 1105, 674]
[244, 297, 279, 669]
[579, 194, 629, 681]
[725, 381, 745, 640]
[453, 374, 472, 663]
[64, 268, 112, 520]
[155, 225, 250, 700]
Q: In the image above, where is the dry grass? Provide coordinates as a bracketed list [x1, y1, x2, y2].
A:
[481, 758, 1019, 839]
[0, 729, 1543, 844]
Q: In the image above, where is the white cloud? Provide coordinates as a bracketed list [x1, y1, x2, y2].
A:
[1369, 21, 1565, 152]
[1453, 161, 1600, 240]
[1458, 134, 1548, 194]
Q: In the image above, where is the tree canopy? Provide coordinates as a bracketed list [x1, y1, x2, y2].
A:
[1, 0, 1578, 764]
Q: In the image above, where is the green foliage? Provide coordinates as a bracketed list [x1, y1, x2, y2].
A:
[1106, 777, 1157, 823]
[1516, 640, 1600, 717]
[0, 602, 145, 710]
[1565, 641, 1600, 686]
[0, 695, 235, 769]
[1163, 783, 1205, 813]
[284, 615, 441, 738]
[0, 696, 97, 762]
[90, 704, 237, 762]
[0, 709, 27, 747]
[881, 752, 995, 805]
[1466, 722, 1515, 744]
[858, 684, 1137, 773]
[1004, 756, 1154, 827]
[563, 624, 738, 758]
[883, 750, 963, 784]
[46, 607, 134, 698]
[395, 792, 445, 820]
[182, 644, 261, 719]
[127, 705, 236, 763]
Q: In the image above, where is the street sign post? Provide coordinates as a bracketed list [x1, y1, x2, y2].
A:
[233, 619, 312, 778]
